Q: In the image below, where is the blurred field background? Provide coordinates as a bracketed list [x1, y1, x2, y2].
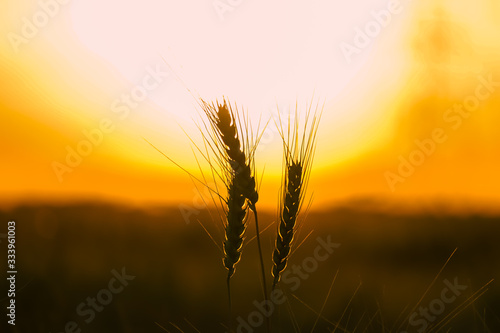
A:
[1, 203, 499, 332]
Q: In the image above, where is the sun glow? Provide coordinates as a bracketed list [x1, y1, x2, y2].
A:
[2, 0, 500, 209]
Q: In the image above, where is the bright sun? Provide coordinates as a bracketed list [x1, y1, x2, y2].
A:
[65, 0, 419, 177]
[67, 1, 392, 122]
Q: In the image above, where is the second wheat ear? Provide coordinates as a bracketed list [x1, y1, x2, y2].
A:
[272, 107, 321, 289]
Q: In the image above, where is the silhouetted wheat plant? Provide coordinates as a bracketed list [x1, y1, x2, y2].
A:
[150, 97, 321, 332]
[200, 99, 269, 312]
[272, 105, 321, 289]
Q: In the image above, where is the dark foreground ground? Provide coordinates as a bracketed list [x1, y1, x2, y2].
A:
[0, 202, 499, 332]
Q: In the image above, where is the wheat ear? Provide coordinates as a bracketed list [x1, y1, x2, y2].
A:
[202, 99, 270, 331]
[272, 106, 321, 289]
[201, 98, 258, 274]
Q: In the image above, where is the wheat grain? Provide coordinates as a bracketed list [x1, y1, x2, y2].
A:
[222, 178, 247, 279]
[272, 161, 303, 288]
[202, 99, 258, 205]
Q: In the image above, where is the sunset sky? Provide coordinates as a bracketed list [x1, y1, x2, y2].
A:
[2, 0, 500, 212]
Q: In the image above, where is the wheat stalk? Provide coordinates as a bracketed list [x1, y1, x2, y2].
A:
[272, 104, 321, 289]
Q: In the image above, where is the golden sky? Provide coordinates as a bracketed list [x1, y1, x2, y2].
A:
[2, 0, 500, 212]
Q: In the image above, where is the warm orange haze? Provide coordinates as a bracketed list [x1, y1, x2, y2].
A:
[1, 1, 500, 332]
[1, 0, 499, 212]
